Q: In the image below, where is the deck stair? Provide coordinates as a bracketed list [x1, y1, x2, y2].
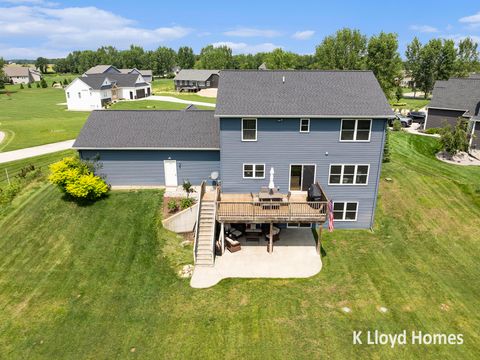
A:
[195, 200, 216, 266]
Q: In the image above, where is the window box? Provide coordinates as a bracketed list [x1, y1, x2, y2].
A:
[333, 202, 358, 221]
[243, 164, 265, 179]
[242, 118, 257, 141]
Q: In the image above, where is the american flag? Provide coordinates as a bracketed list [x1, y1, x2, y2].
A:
[328, 200, 334, 232]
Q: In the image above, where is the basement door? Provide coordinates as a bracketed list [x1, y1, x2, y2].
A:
[164, 160, 178, 187]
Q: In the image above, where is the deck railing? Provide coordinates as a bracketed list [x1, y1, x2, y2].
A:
[216, 200, 328, 223]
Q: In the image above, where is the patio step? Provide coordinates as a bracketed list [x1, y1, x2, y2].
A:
[194, 200, 216, 266]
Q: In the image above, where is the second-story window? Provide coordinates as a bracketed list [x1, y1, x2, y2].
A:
[242, 118, 257, 141]
[340, 119, 372, 141]
[329, 164, 370, 185]
[78, 92, 81, 99]
[300, 118, 310, 133]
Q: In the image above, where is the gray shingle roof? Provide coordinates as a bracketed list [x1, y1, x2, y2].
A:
[73, 110, 219, 149]
[429, 78, 480, 116]
[3, 66, 31, 77]
[80, 73, 148, 89]
[174, 69, 219, 81]
[84, 65, 119, 74]
[215, 70, 394, 117]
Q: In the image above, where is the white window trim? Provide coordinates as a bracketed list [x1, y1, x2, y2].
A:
[242, 163, 265, 179]
[328, 164, 370, 186]
[300, 118, 310, 133]
[339, 119, 372, 142]
[287, 223, 312, 228]
[333, 201, 359, 222]
[288, 164, 317, 192]
[241, 118, 257, 142]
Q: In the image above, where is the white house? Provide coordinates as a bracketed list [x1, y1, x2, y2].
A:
[3, 66, 42, 84]
[65, 73, 151, 111]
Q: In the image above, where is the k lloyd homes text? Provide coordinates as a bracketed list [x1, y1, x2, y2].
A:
[352, 330, 464, 348]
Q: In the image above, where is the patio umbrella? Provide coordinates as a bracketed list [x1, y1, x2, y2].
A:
[268, 167, 275, 190]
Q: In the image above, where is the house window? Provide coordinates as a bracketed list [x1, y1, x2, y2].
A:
[243, 164, 265, 179]
[67, 92, 70, 98]
[78, 92, 81, 99]
[329, 164, 369, 185]
[300, 118, 310, 133]
[242, 118, 257, 141]
[206, 81, 211, 87]
[333, 202, 358, 221]
[340, 119, 372, 141]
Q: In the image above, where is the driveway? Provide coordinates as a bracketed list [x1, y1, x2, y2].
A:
[190, 228, 322, 288]
[0, 140, 74, 164]
[144, 95, 216, 108]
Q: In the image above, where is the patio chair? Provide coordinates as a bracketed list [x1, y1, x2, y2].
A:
[225, 237, 241, 252]
[225, 223, 242, 239]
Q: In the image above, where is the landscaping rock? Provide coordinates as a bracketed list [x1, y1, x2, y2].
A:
[341, 306, 351, 313]
[178, 264, 194, 278]
[378, 306, 388, 313]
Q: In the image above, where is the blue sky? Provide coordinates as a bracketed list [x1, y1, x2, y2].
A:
[1, 0, 480, 59]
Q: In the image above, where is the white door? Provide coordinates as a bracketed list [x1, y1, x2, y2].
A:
[164, 160, 178, 187]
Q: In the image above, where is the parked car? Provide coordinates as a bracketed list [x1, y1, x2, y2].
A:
[407, 111, 426, 123]
[389, 113, 413, 128]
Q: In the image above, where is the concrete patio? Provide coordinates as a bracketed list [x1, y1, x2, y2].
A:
[190, 228, 322, 288]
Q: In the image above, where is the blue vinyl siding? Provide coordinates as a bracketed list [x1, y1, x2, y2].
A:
[219, 118, 387, 229]
[80, 150, 220, 186]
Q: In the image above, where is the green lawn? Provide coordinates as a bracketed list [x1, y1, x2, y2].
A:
[390, 97, 430, 111]
[109, 100, 213, 110]
[151, 78, 174, 92]
[0, 149, 75, 185]
[0, 132, 479, 359]
[0, 84, 89, 152]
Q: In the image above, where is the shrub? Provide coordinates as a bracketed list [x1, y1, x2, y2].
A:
[424, 127, 441, 135]
[20, 83, 24, 89]
[49, 156, 109, 201]
[439, 118, 470, 155]
[392, 119, 402, 131]
[167, 199, 178, 212]
[0, 182, 22, 204]
[27, 83, 31, 88]
[40, 78, 48, 88]
[182, 180, 195, 197]
[383, 128, 391, 163]
[180, 197, 194, 209]
[392, 102, 407, 107]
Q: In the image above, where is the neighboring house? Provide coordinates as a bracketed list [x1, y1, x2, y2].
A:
[65, 73, 151, 111]
[84, 65, 153, 83]
[425, 77, 480, 149]
[74, 70, 393, 232]
[399, 70, 414, 88]
[3, 66, 42, 84]
[173, 69, 220, 92]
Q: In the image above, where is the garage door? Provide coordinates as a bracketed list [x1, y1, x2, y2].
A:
[136, 89, 146, 99]
[472, 122, 480, 150]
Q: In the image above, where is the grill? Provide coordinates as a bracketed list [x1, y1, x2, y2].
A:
[307, 184, 324, 201]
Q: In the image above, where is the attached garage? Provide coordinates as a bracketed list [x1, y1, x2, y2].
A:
[136, 88, 146, 99]
[73, 109, 220, 187]
[471, 121, 480, 150]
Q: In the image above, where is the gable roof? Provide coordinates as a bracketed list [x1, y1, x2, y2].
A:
[215, 70, 394, 118]
[77, 76, 112, 90]
[429, 78, 480, 116]
[3, 66, 31, 77]
[79, 73, 148, 89]
[73, 110, 219, 149]
[119, 68, 152, 77]
[174, 69, 220, 81]
[84, 65, 120, 74]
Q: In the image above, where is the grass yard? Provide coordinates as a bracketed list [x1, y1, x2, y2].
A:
[109, 100, 213, 110]
[151, 78, 174, 92]
[390, 97, 430, 111]
[0, 84, 89, 152]
[0, 132, 479, 359]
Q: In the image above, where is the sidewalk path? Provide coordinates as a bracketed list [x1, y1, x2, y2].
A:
[0, 140, 75, 164]
[144, 95, 216, 108]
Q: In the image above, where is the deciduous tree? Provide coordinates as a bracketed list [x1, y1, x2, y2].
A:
[177, 46, 195, 69]
[195, 45, 234, 69]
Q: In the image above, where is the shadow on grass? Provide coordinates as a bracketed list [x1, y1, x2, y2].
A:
[60, 192, 110, 207]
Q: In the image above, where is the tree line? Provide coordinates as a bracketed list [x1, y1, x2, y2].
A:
[3, 28, 479, 98]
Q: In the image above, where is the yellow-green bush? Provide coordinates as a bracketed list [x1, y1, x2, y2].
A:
[49, 156, 109, 200]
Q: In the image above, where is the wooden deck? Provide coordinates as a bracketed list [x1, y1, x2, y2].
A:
[216, 193, 328, 223]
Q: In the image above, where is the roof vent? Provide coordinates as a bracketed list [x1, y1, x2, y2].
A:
[282, 75, 285, 84]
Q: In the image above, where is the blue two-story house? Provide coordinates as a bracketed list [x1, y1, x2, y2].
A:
[74, 70, 394, 253]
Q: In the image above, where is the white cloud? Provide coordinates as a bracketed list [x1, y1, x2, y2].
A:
[445, 34, 480, 45]
[459, 11, 480, 27]
[212, 41, 281, 54]
[292, 30, 315, 40]
[1, 0, 58, 6]
[0, 5, 191, 57]
[223, 28, 281, 38]
[409, 25, 439, 33]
